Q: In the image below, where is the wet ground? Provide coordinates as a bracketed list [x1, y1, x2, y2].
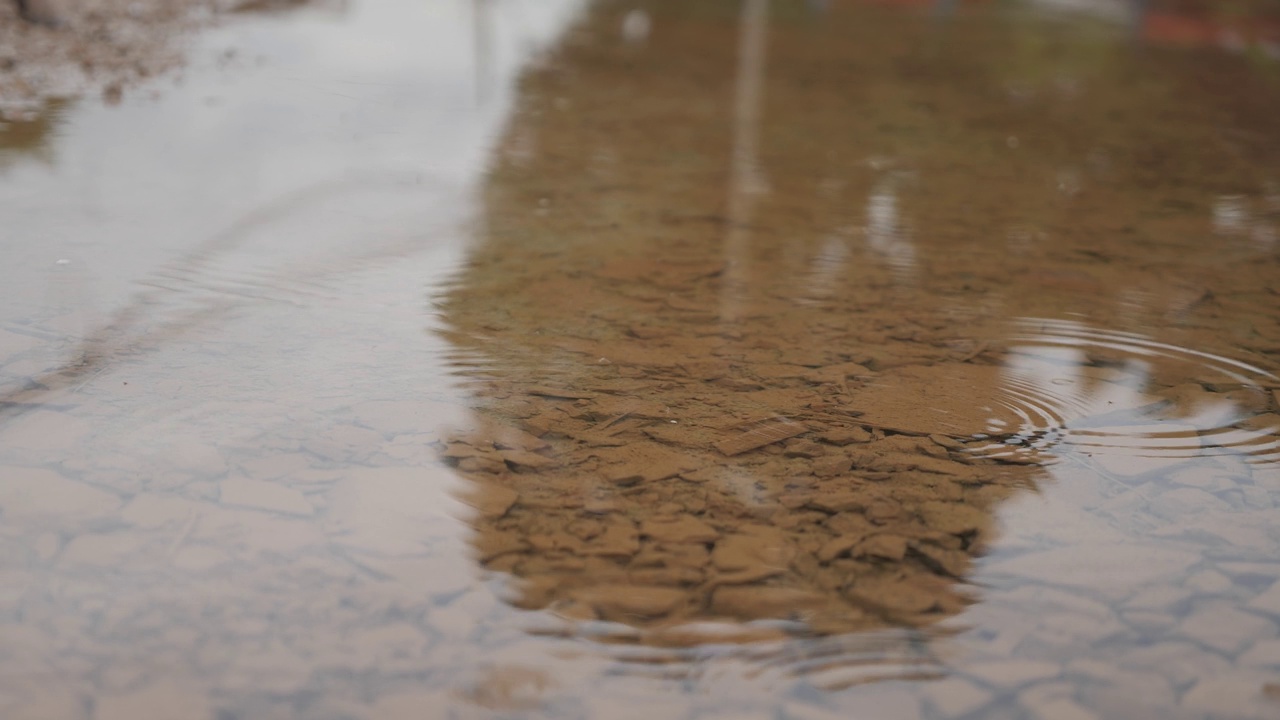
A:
[2, 0, 1280, 718]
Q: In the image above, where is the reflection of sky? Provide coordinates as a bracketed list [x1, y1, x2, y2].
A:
[0, 0, 585, 325]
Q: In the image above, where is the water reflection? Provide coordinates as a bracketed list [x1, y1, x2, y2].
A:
[0, 0, 1279, 717]
[439, 0, 1280, 714]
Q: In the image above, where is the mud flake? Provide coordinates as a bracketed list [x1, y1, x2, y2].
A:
[584, 518, 640, 558]
[854, 534, 908, 561]
[464, 484, 519, 519]
[640, 516, 719, 544]
[710, 586, 828, 620]
[571, 585, 686, 619]
[817, 426, 873, 447]
[715, 417, 809, 456]
[475, 531, 529, 563]
[910, 543, 970, 577]
[812, 454, 853, 478]
[918, 501, 988, 536]
[220, 476, 313, 516]
[711, 532, 796, 572]
[817, 534, 868, 563]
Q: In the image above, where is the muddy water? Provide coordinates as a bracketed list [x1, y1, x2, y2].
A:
[2, 0, 1280, 718]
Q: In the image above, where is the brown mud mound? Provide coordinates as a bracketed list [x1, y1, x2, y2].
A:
[0, 0, 332, 117]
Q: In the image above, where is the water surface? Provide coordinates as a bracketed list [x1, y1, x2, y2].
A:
[2, 1, 1280, 718]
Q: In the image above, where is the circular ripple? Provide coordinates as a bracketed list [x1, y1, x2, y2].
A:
[967, 317, 1280, 467]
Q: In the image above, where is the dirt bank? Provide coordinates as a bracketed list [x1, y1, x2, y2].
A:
[0, 0, 324, 119]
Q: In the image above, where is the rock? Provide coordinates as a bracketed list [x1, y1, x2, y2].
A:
[640, 516, 718, 544]
[220, 476, 313, 516]
[572, 585, 684, 619]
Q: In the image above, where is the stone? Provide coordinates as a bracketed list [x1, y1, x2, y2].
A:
[220, 476, 312, 516]
[1019, 682, 1100, 720]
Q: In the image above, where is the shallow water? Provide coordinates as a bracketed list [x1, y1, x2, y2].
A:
[2, 0, 1280, 718]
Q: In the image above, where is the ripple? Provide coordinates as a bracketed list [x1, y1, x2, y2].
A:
[968, 318, 1280, 467]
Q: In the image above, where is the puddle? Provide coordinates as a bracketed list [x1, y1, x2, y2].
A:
[2, 0, 1280, 718]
